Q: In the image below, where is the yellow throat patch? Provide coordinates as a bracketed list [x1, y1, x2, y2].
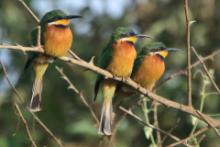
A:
[120, 36, 138, 44]
[48, 19, 71, 26]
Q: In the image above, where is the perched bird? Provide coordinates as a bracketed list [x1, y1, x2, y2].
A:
[94, 27, 151, 135]
[26, 10, 81, 112]
[132, 42, 180, 90]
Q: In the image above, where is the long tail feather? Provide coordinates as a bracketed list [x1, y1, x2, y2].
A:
[29, 62, 48, 112]
[98, 80, 116, 136]
[29, 78, 43, 111]
[99, 97, 113, 136]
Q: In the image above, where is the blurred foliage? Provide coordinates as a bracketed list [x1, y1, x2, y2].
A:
[0, 0, 220, 147]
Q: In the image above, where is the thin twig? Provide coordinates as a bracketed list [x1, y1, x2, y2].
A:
[167, 126, 209, 147]
[196, 110, 220, 137]
[156, 49, 220, 89]
[0, 45, 43, 52]
[141, 98, 156, 146]
[14, 104, 38, 147]
[0, 61, 37, 147]
[68, 50, 83, 61]
[161, 118, 181, 143]
[119, 106, 192, 146]
[18, 0, 40, 23]
[153, 102, 162, 147]
[197, 134, 206, 144]
[37, 26, 41, 47]
[184, 0, 193, 106]
[29, 111, 64, 147]
[192, 47, 220, 96]
[1, 60, 63, 147]
[55, 66, 99, 124]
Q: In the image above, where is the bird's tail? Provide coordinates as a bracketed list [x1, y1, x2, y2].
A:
[29, 63, 49, 112]
[98, 80, 116, 136]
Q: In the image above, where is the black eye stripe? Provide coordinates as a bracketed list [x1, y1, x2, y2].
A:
[129, 32, 136, 36]
[120, 31, 136, 38]
[150, 47, 166, 52]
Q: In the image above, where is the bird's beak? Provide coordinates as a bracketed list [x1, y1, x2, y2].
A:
[136, 34, 153, 39]
[167, 48, 182, 52]
[64, 15, 82, 19]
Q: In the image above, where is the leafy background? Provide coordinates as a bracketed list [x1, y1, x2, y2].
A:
[0, 0, 220, 146]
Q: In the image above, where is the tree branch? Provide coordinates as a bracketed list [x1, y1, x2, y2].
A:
[18, 0, 40, 23]
[0, 61, 37, 147]
[184, 0, 193, 106]
[1, 44, 220, 133]
[155, 49, 220, 89]
[55, 66, 99, 124]
[192, 47, 220, 96]
[119, 106, 191, 146]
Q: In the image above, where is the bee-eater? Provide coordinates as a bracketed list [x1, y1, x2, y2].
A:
[132, 42, 180, 90]
[94, 27, 152, 135]
[27, 10, 81, 112]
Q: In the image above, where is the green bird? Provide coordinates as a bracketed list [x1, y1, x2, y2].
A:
[94, 27, 152, 135]
[132, 42, 181, 90]
[26, 10, 81, 112]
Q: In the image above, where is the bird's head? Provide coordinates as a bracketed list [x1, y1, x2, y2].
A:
[144, 42, 181, 59]
[111, 27, 152, 44]
[40, 9, 82, 27]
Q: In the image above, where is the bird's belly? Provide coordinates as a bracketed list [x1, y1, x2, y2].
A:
[133, 56, 165, 90]
[107, 46, 136, 77]
[44, 26, 73, 57]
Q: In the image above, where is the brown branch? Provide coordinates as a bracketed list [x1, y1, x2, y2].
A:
[184, 0, 193, 106]
[55, 66, 99, 124]
[0, 61, 37, 147]
[0, 60, 63, 147]
[14, 104, 38, 147]
[196, 110, 220, 137]
[0, 45, 43, 52]
[153, 103, 162, 147]
[1, 45, 220, 131]
[119, 106, 191, 146]
[29, 111, 64, 147]
[192, 47, 220, 96]
[167, 126, 209, 147]
[161, 118, 181, 144]
[18, 0, 40, 23]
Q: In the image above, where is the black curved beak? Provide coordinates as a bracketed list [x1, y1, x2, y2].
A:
[136, 34, 153, 39]
[64, 15, 82, 19]
[167, 48, 182, 52]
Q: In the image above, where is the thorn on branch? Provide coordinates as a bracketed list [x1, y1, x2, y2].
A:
[189, 20, 196, 26]
[89, 56, 95, 65]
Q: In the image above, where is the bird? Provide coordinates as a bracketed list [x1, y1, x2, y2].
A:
[94, 27, 152, 136]
[131, 42, 180, 90]
[26, 10, 81, 112]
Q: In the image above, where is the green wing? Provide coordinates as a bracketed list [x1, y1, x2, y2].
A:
[94, 43, 113, 100]
[24, 27, 43, 70]
[131, 48, 149, 76]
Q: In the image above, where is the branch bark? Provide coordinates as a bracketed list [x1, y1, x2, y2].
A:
[1, 44, 220, 129]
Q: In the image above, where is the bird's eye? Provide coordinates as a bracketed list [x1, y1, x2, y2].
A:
[129, 32, 136, 36]
[160, 47, 165, 50]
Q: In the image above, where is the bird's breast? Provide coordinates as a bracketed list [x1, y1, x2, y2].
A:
[132, 55, 165, 90]
[107, 41, 137, 77]
[43, 25, 73, 57]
